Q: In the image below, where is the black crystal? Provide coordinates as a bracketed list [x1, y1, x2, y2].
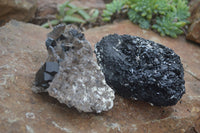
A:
[95, 34, 185, 106]
[45, 37, 56, 49]
[35, 62, 59, 89]
[68, 29, 85, 40]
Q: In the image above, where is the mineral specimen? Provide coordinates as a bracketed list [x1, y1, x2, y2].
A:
[32, 24, 115, 113]
[34, 62, 59, 90]
[95, 34, 185, 106]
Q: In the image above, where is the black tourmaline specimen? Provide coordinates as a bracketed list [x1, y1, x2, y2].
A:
[95, 34, 185, 106]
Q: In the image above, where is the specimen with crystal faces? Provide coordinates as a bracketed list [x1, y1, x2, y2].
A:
[32, 24, 115, 113]
[95, 34, 185, 106]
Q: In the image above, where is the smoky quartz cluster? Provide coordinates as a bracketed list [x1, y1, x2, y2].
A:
[32, 25, 115, 113]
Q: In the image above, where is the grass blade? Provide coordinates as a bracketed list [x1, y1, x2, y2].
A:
[63, 16, 86, 23]
[67, 4, 90, 20]
[58, 1, 72, 17]
[41, 20, 60, 28]
[66, 8, 84, 16]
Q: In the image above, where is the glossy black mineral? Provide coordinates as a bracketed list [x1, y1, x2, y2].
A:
[35, 62, 59, 89]
[95, 34, 185, 106]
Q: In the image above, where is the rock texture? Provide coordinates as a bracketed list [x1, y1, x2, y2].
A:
[37, 0, 105, 9]
[95, 34, 185, 106]
[186, 19, 200, 44]
[32, 2, 58, 25]
[186, 0, 200, 44]
[0, 20, 200, 133]
[0, 0, 37, 26]
[32, 24, 115, 113]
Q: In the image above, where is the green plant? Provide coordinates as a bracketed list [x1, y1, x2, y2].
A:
[102, 0, 126, 21]
[103, 0, 190, 38]
[42, 1, 99, 28]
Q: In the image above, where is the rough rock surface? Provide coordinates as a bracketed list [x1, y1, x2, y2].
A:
[186, 0, 200, 44]
[32, 2, 58, 25]
[0, 0, 37, 26]
[37, 0, 105, 9]
[32, 24, 115, 113]
[95, 34, 185, 106]
[0, 20, 200, 133]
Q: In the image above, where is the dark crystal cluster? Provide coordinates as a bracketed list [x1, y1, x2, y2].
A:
[32, 24, 115, 113]
[35, 62, 59, 89]
[33, 24, 66, 91]
[95, 34, 185, 106]
[34, 25, 86, 91]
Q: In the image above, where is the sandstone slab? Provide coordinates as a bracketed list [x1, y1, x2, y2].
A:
[0, 20, 200, 133]
[0, 0, 37, 26]
[186, 0, 200, 44]
[37, 0, 105, 9]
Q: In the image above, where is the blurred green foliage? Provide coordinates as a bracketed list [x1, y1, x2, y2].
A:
[42, 1, 99, 28]
[102, 0, 190, 38]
